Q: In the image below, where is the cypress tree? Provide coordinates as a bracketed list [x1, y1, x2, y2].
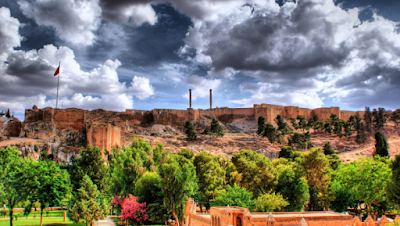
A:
[210, 118, 224, 137]
[364, 107, 373, 134]
[184, 121, 197, 141]
[323, 142, 335, 155]
[356, 122, 367, 145]
[374, 131, 389, 157]
[257, 116, 266, 135]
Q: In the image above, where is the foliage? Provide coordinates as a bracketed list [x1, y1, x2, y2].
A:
[323, 142, 335, 155]
[276, 115, 291, 135]
[109, 138, 166, 197]
[68, 175, 107, 226]
[330, 181, 356, 213]
[24, 160, 70, 226]
[0, 147, 29, 226]
[231, 150, 276, 198]
[364, 107, 373, 134]
[290, 117, 299, 130]
[374, 131, 389, 157]
[279, 146, 293, 159]
[273, 158, 309, 211]
[210, 118, 224, 137]
[356, 122, 368, 145]
[70, 145, 109, 194]
[121, 195, 149, 225]
[160, 155, 197, 226]
[302, 148, 331, 211]
[193, 152, 225, 200]
[135, 172, 166, 223]
[373, 108, 387, 130]
[211, 184, 253, 209]
[324, 121, 332, 134]
[297, 115, 307, 131]
[388, 155, 400, 207]
[288, 133, 311, 150]
[333, 156, 391, 215]
[333, 120, 344, 138]
[254, 192, 289, 212]
[184, 121, 197, 141]
[178, 148, 194, 160]
[390, 110, 400, 127]
[263, 123, 277, 143]
[257, 116, 266, 135]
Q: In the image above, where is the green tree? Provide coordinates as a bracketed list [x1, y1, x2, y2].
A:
[324, 121, 332, 134]
[273, 158, 309, 211]
[231, 150, 276, 198]
[263, 123, 277, 143]
[390, 110, 400, 127]
[178, 148, 194, 160]
[302, 148, 331, 211]
[343, 121, 352, 137]
[279, 146, 293, 159]
[70, 145, 109, 194]
[211, 184, 253, 208]
[333, 156, 391, 217]
[24, 161, 70, 226]
[356, 122, 368, 145]
[333, 120, 344, 138]
[388, 155, 400, 208]
[160, 155, 197, 226]
[290, 117, 299, 130]
[374, 131, 389, 157]
[184, 121, 197, 141]
[365, 107, 373, 134]
[68, 175, 108, 226]
[254, 192, 289, 212]
[276, 115, 290, 135]
[0, 147, 29, 226]
[288, 133, 311, 150]
[257, 116, 266, 135]
[323, 142, 335, 155]
[135, 172, 166, 223]
[210, 118, 224, 137]
[193, 152, 225, 201]
[297, 115, 307, 131]
[330, 181, 356, 213]
[373, 108, 387, 130]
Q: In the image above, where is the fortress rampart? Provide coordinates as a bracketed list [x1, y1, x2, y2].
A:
[23, 103, 364, 150]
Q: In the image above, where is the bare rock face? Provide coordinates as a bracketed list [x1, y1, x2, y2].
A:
[20, 121, 55, 140]
[150, 124, 181, 137]
[1, 118, 22, 137]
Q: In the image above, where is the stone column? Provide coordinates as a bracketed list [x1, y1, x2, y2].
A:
[189, 89, 192, 109]
[210, 89, 212, 109]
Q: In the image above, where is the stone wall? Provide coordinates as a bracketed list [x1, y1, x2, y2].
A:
[184, 198, 399, 226]
[86, 124, 121, 152]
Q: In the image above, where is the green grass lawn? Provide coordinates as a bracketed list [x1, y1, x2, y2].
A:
[0, 217, 84, 226]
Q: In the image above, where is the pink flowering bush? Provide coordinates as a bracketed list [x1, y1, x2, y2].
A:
[121, 194, 149, 225]
[111, 195, 125, 215]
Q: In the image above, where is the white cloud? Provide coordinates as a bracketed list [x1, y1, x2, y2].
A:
[18, 0, 102, 46]
[0, 10, 154, 115]
[231, 83, 324, 109]
[0, 7, 22, 61]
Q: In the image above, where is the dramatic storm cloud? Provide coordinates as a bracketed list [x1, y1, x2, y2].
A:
[0, 0, 399, 119]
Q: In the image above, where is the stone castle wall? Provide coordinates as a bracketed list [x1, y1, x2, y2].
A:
[22, 103, 364, 151]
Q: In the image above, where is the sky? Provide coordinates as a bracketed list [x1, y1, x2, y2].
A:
[0, 0, 399, 120]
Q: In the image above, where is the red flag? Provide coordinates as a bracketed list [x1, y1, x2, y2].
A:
[54, 65, 60, 76]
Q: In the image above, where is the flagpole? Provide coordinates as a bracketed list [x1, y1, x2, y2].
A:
[56, 61, 60, 109]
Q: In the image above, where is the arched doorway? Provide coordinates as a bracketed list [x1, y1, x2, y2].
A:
[236, 217, 242, 226]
